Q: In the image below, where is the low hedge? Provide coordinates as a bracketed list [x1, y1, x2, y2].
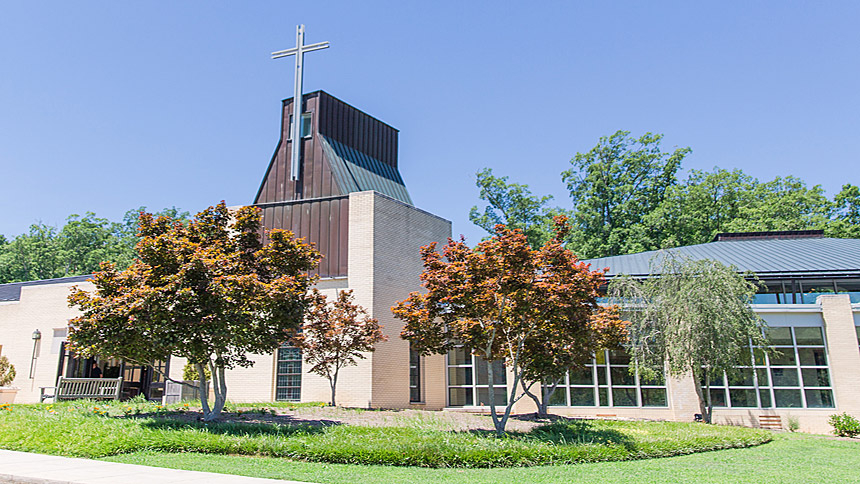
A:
[0, 401, 771, 468]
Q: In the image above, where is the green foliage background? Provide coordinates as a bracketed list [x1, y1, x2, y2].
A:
[0, 207, 188, 284]
[471, 130, 860, 258]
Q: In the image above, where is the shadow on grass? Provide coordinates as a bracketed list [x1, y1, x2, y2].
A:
[466, 418, 634, 449]
[527, 420, 634, 448]
[140, 417, 334, 437]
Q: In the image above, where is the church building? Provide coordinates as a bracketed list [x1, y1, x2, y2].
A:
[0, 91, 452, 410]
[2, 91, 860, 435]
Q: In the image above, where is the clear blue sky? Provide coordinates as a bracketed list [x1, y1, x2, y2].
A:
[1, 2, 858, 244]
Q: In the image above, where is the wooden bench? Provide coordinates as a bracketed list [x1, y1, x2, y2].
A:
[40, 377, 123, 402]
[758, 415, 782, 430]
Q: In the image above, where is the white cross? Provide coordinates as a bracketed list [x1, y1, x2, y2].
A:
[272, 25, 330, 182]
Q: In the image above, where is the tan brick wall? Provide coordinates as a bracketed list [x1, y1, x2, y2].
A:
[821, 295, 860, 418]
[0, 282, 92, 403]
[349, 191, 452, 409]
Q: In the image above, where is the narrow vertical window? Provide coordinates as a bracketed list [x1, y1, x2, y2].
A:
[276, 345, 302, 402]
[409, 347, 421, 403]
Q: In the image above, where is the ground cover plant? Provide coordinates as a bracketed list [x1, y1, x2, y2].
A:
[0, 400, 770, 468]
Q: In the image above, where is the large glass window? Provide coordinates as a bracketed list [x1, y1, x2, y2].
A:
[707, 326, 834, 408]
[276, 345, 302, 402]
[447, 348, 507, 407]
[754, 278, 860, 304]
[548, 350, 668, 408]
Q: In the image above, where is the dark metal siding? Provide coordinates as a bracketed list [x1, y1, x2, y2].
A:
[253, 90, 409, 278]
[257, 196, 349, 278]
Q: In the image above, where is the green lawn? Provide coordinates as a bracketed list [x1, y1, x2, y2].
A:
[103, 433, 860, 484]
[3, 400, 849, 482]
[0, 400, 769, 468]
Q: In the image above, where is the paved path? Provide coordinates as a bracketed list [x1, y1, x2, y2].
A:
[0, 450, 314, 484]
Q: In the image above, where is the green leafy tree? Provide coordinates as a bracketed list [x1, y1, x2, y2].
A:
[57, 213, 121, 277]
[292, 289, 386, 406]
[828, 184, 860, 238]
[0, 223, 62, 283]
[725, 176, 832, 233]
[562, 131, 690, 258]
[646, 168, 757, 247]
[68, 202, 320, 421]
[608, 252, 767, 424]
[0, 207, 189, 284]
[469, 168, 562, 249]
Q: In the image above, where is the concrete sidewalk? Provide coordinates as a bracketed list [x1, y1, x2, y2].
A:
[0, 450, 314, 484]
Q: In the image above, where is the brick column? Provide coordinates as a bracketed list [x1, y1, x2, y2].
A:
[820, 295, 860, 416]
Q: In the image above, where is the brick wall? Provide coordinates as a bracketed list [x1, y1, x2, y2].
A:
[0, 282, 91, 403]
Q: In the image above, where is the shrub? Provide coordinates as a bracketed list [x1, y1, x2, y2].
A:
[182, 362, 211, 381]
[829, 413, 860, 438]
[0, 356, 16, 387]
[787, 416, 799, 432]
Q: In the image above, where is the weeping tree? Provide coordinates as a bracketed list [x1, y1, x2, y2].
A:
[68, 202, 319, 421]
[608, 252, 767, 424]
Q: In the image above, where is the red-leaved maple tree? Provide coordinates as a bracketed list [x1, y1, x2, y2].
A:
[393, 217, 627, 434]
[292, 289, 386, 406]
[68, 202, 320, 421]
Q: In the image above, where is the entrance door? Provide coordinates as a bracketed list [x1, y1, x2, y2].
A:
[121, 359, 169, 401]
[55, 343, 168, 401]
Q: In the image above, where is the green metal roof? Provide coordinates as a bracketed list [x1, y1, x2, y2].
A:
[584, 237, 860, 278]
[319, 135, 413, 205]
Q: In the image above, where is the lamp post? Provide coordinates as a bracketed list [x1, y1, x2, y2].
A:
[29, 329, 41, 379]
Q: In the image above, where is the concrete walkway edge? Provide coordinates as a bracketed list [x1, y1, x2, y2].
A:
[0, 449, 315, 484]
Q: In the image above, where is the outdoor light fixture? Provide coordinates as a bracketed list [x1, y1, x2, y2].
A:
[29, 329, 41, 379]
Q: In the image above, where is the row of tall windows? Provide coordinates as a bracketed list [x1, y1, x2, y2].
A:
[445, 326, 838, 409]
[546, 350, 668, 408]
[753, 278, 860, 304]
[706, 326, 834, 408]
[444, 348, 669, 408]
[278, 325, 846, 407]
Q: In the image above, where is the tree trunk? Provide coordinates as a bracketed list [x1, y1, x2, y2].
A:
[196, 363, 212, 419]
[330, 370, 338, 407]
[691, 367, 708, 423]
[539, 384, 559, 418]
[486, 354, 502, 436]
[201, 360, 227, 422]
[704, 372, 713, 424]
[523, 383, 542, 416]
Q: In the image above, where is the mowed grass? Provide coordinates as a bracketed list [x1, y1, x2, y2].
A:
[102, 433, 860, 484]
[0, 400, 771, 468]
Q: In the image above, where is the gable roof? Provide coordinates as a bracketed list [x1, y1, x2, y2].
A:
[584, 238, 860, 279]
[0, 275, 93, 302]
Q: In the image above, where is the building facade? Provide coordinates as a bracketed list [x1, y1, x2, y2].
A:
[2, 93, 859, 435]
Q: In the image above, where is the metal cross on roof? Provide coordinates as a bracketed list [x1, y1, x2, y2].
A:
[272, 25, 330, 182]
